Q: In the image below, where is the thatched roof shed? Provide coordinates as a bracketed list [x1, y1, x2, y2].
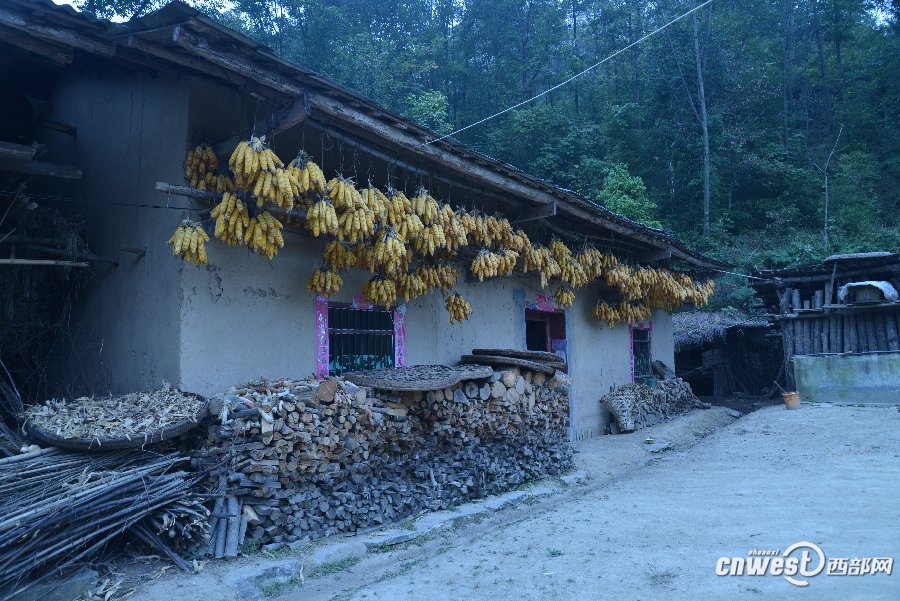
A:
[673, 311, 768, 351]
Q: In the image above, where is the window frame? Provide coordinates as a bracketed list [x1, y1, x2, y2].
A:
[630, 321, 653, 383]
[315, 296, 406, 377]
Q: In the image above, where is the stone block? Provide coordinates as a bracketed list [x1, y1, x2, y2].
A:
[226, 561, 299, 599]
[309, 541, 367, 567]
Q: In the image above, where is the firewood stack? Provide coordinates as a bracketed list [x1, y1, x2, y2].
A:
[600, 378, 701, 432]
[193, 367, 572, 552]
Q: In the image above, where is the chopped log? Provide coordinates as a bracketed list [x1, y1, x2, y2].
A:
[224, 496, 241, 558]
[0, 158, 81, 179]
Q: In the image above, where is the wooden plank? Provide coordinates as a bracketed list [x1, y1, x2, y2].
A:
[814, 318, 823, 354]
[0, 234, 67, 247]
[172, 25, 303, 97]
[873, 312, 888, 352]
[0, 7, 114, 56]
[783, 320, 795, 390]
[252, 94, 310, 138]
[512, 202, 557, 224]
[857, 313, 869, 352]
[0, 159, 81, 179]
[885, 310, 900, 351]
[0, 23, 73, 66]
[636, 247, 673, 263]
[829, 316, 837, 353]
[847, 313, 857, 353]
[0, 259, 88, 267]
[865, 313, 877, 352]
[37, 119, 77, 136]
[835, 313, 843, 352]
[127, 35, 243, 82]
[0, 141, 37, 162]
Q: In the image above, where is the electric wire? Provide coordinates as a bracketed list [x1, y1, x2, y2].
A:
[421, 0, 717, 146]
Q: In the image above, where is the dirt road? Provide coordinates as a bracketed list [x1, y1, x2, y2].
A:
[277, 403, 899, 601]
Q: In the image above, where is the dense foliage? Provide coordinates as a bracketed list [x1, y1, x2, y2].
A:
[83, 0, 900, 310]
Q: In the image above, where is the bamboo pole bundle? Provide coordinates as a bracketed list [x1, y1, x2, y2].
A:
[0, 449, 208, 600]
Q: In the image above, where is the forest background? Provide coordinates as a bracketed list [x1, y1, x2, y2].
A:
[79, 0, 900, 312]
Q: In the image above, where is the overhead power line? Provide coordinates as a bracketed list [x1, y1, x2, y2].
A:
[422, 0, 717, 146]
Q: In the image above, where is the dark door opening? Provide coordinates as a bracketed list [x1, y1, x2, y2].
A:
[525, 308, 567, 370]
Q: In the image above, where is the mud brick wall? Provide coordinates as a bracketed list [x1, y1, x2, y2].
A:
[193, 367, 572, 552]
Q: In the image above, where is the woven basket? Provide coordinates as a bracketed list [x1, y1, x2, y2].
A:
[24, 392, 207, 451]
[343, 365, 462, 391]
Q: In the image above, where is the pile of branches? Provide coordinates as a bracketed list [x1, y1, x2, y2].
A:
[0, 448, 210, 600]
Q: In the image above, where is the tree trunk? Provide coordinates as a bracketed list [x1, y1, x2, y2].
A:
[693, 5, 711, 237]
[782, 0, 795, 151]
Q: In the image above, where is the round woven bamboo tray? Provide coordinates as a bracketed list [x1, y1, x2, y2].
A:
[343, 365, 462, 391]
[470, 348, 563, 363]
[453, 364, 494, 380]
[24, 392, 207, 451]
[459, 354, 557, 376]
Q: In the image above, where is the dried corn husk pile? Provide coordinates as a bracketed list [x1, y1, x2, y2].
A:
[25, 386, 205, 439]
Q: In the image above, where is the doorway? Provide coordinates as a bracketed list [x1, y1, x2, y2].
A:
[525, 308, 567, 369]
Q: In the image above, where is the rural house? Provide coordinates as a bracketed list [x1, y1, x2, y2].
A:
[1, 0, 728, 437]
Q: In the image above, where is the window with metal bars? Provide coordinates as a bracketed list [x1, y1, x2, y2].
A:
[632, 327, 652, 381]
[327, 305, 395, 376]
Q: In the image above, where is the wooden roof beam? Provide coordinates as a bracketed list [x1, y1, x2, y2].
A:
[0, 6, 114, 56]
[0, 23, 73, 66]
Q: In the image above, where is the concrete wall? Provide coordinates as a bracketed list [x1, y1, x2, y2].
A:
[794, 353, 900, 404]
[38, 68, 189, 395]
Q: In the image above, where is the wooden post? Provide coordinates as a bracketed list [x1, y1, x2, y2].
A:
[791, 289, 801, 313]
[835, 313, 843, 352]
[872, 312, 887, 352]
[829, 316, 837, 353]
[857, 314, 869, 352]
[795, 318, 805, 355]
[811, 318, 818, 353]
[778, 289, 789, 315]
[783, 320, 796, 390]
[814, 290, 824, 309]
[863, 311, 880, 351]
[885, 310, 900, 351]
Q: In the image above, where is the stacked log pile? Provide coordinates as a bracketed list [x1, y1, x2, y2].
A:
[194, 368, 571, 552]
[600, 378, 701, 432]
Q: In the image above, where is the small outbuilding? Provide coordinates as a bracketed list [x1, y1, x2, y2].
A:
[750, 252, 900, 403]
